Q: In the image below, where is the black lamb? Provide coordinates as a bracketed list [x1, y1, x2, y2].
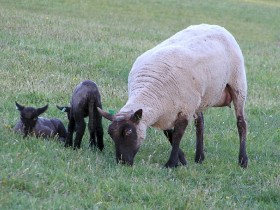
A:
[14, 102, 67, 142]
[57, 80, 104, 150]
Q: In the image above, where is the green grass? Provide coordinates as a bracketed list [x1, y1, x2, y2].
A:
[1, 0, 280, 209]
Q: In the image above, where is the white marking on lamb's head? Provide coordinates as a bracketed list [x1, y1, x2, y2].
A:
[15, 102, 48, 137]
[98, 107, 143, 165]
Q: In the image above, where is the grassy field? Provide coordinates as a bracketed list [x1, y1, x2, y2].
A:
[0, 0, 279, 209]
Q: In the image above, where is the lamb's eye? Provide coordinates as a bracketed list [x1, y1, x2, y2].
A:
[33, 117, 38, 121]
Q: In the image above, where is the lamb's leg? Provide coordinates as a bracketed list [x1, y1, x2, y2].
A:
[88, 115, 97, 148]
[164, 116, 188, 168]
[74, 118, 86, 149]
[194, 112, 205, 163]
[163, 130, 187, 165]
[88, 104, 104, 151]
[228, 85, 248, 168]
[95, 114, 104, 151]
[65, 117, 75, 147]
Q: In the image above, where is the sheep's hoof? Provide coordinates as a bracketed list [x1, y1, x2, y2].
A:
[195, 153, 205, 164]
[239, 155, 248, 168]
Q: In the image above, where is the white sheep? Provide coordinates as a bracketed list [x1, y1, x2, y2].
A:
[98, 24, 248, 168]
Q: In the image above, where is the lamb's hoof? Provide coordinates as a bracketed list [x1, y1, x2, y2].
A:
[195, 153, 205, 164]
[239, 155, 248, 168]
[98, 143, 104, 151]
[164, 160, 179, 168]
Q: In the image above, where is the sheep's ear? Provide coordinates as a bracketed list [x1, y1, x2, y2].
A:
[57, 105, 70, 113]
[36, 105, 48, 116]
[132, 109, 142, 123]
[97, 107, 114, 121]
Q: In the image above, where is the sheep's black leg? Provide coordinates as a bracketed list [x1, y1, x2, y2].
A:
[163, 130, 187, 165]
[164, 116, 188, 168]
[88, 119, 97, 149]
[74, 118, 86, 149]
[88, 104, 104, 151]
[65, 117, 75, 147]
[237, 115, 248, 168]
[95, 113, 104, 151]
[194, 112, 205, 163]
[228, 84, 248, 168]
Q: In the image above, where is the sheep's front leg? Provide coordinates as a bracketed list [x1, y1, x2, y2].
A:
[163, 130, 187, 165]
[195, 112, 205, 163]
[164, 116, 188, 168]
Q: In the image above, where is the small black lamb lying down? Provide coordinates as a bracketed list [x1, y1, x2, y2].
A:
[57, 80, 104, 151]
[14, 102, 67, 142]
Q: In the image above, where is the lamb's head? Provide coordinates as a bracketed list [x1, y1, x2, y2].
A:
[15, 102, 48, 137]
[98, 107, 143, 166]
[56, 105, 71, 120]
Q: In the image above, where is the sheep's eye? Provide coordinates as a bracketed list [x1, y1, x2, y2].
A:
[33, 117, 38, 121]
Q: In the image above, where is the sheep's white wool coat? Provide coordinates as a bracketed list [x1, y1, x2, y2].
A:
[120, 24, 247, 142]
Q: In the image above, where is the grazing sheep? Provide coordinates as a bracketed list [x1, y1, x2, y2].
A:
[57, 80, 104, 151]
[14, 102, 67, 142]
[98, 24, 248, 168]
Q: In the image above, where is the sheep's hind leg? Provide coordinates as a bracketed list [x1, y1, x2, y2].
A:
[164, 116, 188, 168]
[95, 114, 104, 151]
[88, 105, 104, 151]
[236, 114, 248, 168]
[88, 118, 97, 149]
[194, 112, 205, 163]
[228, 85, 248, 168]
[73, 119, 86, 149]
[163, 130, 187, 165]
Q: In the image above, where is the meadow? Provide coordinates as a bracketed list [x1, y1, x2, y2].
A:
[0, 0, 279, 209]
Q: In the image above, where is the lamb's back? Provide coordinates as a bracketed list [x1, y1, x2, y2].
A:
[71, 80, 101, 110]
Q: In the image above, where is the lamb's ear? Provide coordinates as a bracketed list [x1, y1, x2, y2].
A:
[15, 101, 25, 111]
[57, 105, 70, 113]
[36, 105, 48, 116]
[97, 107, 114, 121]
[132, 109, 142, 123]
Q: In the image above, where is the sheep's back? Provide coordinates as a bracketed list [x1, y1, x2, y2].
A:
[126, 24, 245, 129]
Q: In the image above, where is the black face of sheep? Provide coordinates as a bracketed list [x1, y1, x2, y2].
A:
[98, 108, 142, 165]
[15, 102, 48, 137]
